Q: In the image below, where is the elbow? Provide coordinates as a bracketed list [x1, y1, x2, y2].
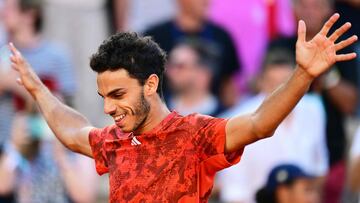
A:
[57, 133, 80, 153]
[255, 129, 276, 139]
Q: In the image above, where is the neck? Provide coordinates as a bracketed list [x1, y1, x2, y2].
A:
[134, 97, 170, 135]
[175, 12, 203, 32]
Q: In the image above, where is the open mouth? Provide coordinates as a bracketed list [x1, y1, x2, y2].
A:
[114, 113, 126, 124]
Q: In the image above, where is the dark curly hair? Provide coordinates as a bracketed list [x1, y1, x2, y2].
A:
[90, 32, 167, 97]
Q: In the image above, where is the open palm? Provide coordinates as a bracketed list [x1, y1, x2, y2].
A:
[296, 13, 357, 78]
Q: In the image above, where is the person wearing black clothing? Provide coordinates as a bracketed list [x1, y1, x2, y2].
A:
[144, 0, 241, 108]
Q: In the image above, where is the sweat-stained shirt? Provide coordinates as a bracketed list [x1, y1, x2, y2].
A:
[89, 111, 243, 202]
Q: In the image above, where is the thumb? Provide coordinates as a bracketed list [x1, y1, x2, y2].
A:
[298, 20, 307, 43]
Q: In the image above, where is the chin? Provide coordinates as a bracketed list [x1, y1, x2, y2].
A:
[116, 124, 133, 133]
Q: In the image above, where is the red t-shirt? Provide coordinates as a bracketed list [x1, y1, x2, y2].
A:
[89, 111, 243, 202]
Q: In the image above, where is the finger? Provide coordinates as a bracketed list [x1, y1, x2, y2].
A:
[336, 52, 357, 61]
[320, 13, 340, 36]
[335, 35, 358, 51]
[297, 20, 307, 43]
[8, 42, 22, 58]
[329, 22, 351, 42]
[11, 62, 20, 71]
[10, 55, 17, 63]
[16, 78, 23, 86]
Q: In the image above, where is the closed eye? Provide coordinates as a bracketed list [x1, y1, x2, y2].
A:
[112, 93, 125, 99]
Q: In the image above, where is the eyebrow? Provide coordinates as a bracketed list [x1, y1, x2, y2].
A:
[97, 88, 126, 98]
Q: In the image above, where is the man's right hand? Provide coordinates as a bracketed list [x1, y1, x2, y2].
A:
[9, 43, 45, 98]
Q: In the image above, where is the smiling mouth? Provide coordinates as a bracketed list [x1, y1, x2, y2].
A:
[114, 113, 126, 123]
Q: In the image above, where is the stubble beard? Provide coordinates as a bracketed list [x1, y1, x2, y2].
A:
[131, 91, 151, 133]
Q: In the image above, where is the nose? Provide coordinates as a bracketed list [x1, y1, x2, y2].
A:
[103, 98, 116, 115]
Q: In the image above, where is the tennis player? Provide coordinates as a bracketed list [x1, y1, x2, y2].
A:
[8, 14, 357, 202]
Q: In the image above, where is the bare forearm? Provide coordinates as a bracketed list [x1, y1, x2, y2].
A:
[252, 66, 313, 137]
[33, 86, 92, 154]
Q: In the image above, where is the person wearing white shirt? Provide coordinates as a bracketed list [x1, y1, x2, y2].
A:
[216, 50, 328, 203]
[349, 127, 360, 203]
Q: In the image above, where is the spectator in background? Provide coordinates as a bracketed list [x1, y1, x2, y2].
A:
[0, 145, 15, 202]
[207, 0, 295, 93]
[268, 1, 358, 196]
[255, 164, 320, 203]
[0, 0, 76, 147]
[348, 127, 360, 203]
[106, 0, 176, 33]
[144, 0, 242, 108]
[217, 50, 328, 203]
[0, 109, 98, 203]
[335, 0, 360, 116]
[166, 38, 223, 116]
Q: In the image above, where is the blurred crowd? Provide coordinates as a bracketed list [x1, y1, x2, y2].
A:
[0, 0, 359, 203]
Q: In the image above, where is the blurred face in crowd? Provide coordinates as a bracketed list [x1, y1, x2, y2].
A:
[11, 113, 41, 160]
[1, 0, 36, 34]
[167, 45, 212, 95]
[97, 69, 151, 133]
[259, 64, 293, 94]
[277, 178, 320, 203]
[177, 0, 210, 20]
[293, 0, 332, 36]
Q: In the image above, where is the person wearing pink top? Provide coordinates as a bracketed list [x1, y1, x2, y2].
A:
[208, 0, 295, 92]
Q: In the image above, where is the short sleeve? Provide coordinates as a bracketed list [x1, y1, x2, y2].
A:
[88, 128, 109, 175]
[193, 114, 243, 171]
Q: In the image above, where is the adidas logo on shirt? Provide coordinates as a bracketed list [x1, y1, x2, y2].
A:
[131, 136, 142, 146]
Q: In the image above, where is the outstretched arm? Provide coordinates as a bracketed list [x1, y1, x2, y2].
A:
[225, 13, 358, 153]
[9, 43, 93, 157]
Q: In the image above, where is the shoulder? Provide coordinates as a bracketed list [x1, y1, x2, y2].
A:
[89, 124, 124, 141]
[181, 113, 226, 132]
[143, 20, 173, 36]
[206, 21, 234, 40]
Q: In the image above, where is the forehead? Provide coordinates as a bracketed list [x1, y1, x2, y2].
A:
[170, 45, 198, 62]
[97, 69, 141, 94]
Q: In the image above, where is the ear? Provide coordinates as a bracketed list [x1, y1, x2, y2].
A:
[144, 74, 159, 96]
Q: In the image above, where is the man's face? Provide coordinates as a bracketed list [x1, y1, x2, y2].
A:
[260, 64, 293, 93]
[286, 179, 320, 203]
[167, 45, 201, 93]
[97, 69, 150, 133]
[177, 0, 209, 20]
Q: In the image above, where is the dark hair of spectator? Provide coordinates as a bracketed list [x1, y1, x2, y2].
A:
[255, 178, 296, 203]
[255, 187, 277, 203]
[19, 0, 43, 33]
[261, 49, 296, 73]
[90, 32, 167, 98]
[174, 37, 221, 74]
